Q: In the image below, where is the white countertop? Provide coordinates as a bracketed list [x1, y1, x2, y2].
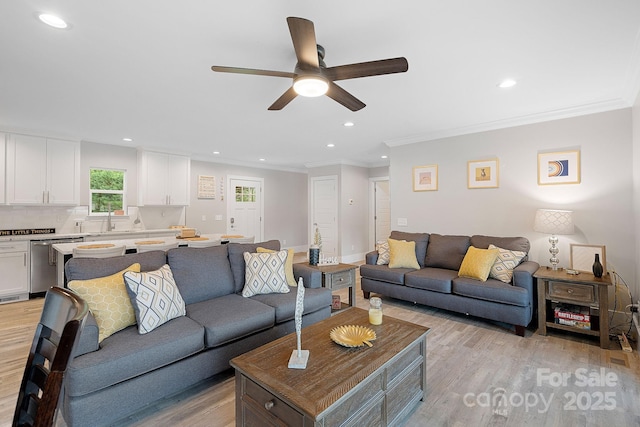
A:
[52, 233, 226, 255]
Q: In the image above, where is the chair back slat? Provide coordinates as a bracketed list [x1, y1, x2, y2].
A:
[13, 287, 89, 427]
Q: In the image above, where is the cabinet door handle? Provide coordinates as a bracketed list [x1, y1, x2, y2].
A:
[24, 253, 27, 266]
[264, 400, 274, 411]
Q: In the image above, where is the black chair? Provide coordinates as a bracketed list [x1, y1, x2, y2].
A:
[13, 287, 89, 427]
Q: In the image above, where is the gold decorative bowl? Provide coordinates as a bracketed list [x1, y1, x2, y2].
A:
[330, 325, 376, 348]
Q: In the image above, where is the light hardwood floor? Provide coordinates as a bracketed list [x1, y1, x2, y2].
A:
[1, 267, 639, 426]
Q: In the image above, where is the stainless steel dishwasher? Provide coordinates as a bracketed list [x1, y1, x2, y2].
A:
[30, 237, 84, 294]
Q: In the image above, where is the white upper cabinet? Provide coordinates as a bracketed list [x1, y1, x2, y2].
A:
[5, 134, 80, 205]
[0, 133, 5, 204]
[138, 150, 190, 206]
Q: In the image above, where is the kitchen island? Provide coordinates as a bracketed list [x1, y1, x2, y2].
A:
[52, 233, 226, 286]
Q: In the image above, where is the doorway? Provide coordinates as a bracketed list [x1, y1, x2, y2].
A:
[369, 177, 390, 249]
[227, 176, 264, 242]
[310, 175, 338, 258]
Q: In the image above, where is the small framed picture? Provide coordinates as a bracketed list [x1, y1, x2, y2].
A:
[538, 150, 581, 185]
[413, 165, 438, 191]
[331, 295, 341, 310]
[468, 159, 499, 189]
[570, 244, 606, 275]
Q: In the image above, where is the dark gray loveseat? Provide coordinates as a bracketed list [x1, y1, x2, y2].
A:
[360, 231, 539, 336]
[61, 240, 331, 426]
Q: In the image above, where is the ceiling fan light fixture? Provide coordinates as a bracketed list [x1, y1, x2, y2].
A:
[293, 76, 329, 97]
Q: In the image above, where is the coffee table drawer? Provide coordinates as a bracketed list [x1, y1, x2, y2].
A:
[242, 377, 303, 426]
[548, 282, 595, 303]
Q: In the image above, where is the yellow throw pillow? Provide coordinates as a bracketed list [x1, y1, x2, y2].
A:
[257, 247, 296, 286]
[68, 263, 141, 343]
[388, 238, 420, 269]
[458, 246, 500, 282]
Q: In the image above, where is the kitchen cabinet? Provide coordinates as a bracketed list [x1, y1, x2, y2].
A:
[138, 150, 190, 206]
[6, 134, 80, 205]
[0, 241, 29, 303]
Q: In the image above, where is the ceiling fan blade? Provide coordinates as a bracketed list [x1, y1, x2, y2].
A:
[211, 66, 295, 79]
[268, 87, 298, 110]
[287, 17, 319, 68]
[326, 82, 366, 111]
[325, 57, 408, 81]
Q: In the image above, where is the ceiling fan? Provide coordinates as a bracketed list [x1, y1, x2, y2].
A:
[211, 17, 408, 111]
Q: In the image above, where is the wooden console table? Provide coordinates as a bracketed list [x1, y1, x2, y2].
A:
[534, 267, 613, 349]
[231, 308, 429, 426]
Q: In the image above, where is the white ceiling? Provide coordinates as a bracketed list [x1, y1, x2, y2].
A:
[2, 1, 640, 172]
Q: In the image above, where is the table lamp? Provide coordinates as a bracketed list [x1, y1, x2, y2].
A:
[533, 209, 574, 270]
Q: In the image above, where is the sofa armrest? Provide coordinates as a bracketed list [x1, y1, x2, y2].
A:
[365, 250, 379, 265]
[73, 311, 100, 357]
[293, 263, 323, 288]
[512, 261, 540, 300]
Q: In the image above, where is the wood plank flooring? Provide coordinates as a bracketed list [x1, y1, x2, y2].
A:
[1, 263, 638, 426]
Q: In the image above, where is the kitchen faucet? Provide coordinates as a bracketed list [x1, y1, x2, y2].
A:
[107, 202, 115, 231]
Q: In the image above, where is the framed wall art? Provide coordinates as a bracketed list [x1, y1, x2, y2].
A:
[467, 159, 499, 189]
[538, 150, 581, 185]
[570, 244, 606, 275]
[413, 165, 438, 191]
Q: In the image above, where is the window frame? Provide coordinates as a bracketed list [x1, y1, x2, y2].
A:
[89, 168, 127, 216]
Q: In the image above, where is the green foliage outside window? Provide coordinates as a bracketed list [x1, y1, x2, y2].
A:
[90, 169, 125, 213]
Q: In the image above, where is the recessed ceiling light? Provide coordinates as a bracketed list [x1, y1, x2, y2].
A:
[381, 155, 388, 159]
[327, 143, 335, 148]
[213, 151, 220, 155]
[259, 158, 265, 162]
[498, 79, 517, 88]
[122, 137, 133, 142]
[343, 121, 354, 127]
[38, 13, 68, 29]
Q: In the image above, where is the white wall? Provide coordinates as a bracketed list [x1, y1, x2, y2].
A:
[632, 90, 640, 305]
[390, 108, 637, 301]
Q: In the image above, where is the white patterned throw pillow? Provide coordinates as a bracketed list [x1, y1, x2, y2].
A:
[488, 244, 527, 284]
[242, 250, 291, 297]
[376, 241, 390, 265]
[123, 264, 186, 334]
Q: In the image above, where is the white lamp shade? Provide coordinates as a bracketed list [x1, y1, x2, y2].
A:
[533, 209, 574, 235]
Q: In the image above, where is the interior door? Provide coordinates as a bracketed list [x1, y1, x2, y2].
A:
[374, 180, 391, 244]
[227, 177, 263, 241]
[311, 176, 338, 258]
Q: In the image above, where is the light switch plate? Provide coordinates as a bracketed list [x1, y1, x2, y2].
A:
[397, 218, 408, 226]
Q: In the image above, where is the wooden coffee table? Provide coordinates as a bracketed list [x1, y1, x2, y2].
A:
[231, 308, 430, 426]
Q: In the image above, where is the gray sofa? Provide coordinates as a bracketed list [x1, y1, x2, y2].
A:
[61, 240, 331, 427]
[360, 231, 539, 336]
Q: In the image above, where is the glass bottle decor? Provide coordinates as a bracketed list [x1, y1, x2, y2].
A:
[369, 297, 383, 325]
[592, 254, 604, 278]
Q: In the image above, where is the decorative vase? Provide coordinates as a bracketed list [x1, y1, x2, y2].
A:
[592, 254, 604, 278]
[309, 246, 320, 266]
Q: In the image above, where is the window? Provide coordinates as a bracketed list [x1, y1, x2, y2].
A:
[235, 186, 256, 202]
[90, 169, 126, 214]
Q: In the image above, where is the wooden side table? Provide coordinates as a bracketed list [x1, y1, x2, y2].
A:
[534, 267, 613, 349]
[302, 263, 357, 312]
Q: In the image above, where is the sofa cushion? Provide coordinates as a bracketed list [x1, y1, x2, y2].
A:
[359, 264, 409, 285]
[470, 235, 530, 255]
[67, 315, 204, 397]
[390, 231, 429, 268]
[424, 234, 470, 270]
[458, 246, 499, 282]
[186, 294, 275, 348]
[124, 265, 186, 334]
[65, 250, 167, 281]
[168, 245, 235, 304]
[68, 263, 140, 343]
[242, 250, 290, 297]
[452, 277, 530, 307]
[405, 267, 457, 293]
[228, 240, 280, 293]
[388, 239, 420, 269]
[488, 244, 527, 283]
[376, 241, 390, 265]
[251, 287, 332, 323]
[257, 247, 296, 286]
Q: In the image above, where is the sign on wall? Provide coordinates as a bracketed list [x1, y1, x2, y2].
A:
[198, 175, 216, 199]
